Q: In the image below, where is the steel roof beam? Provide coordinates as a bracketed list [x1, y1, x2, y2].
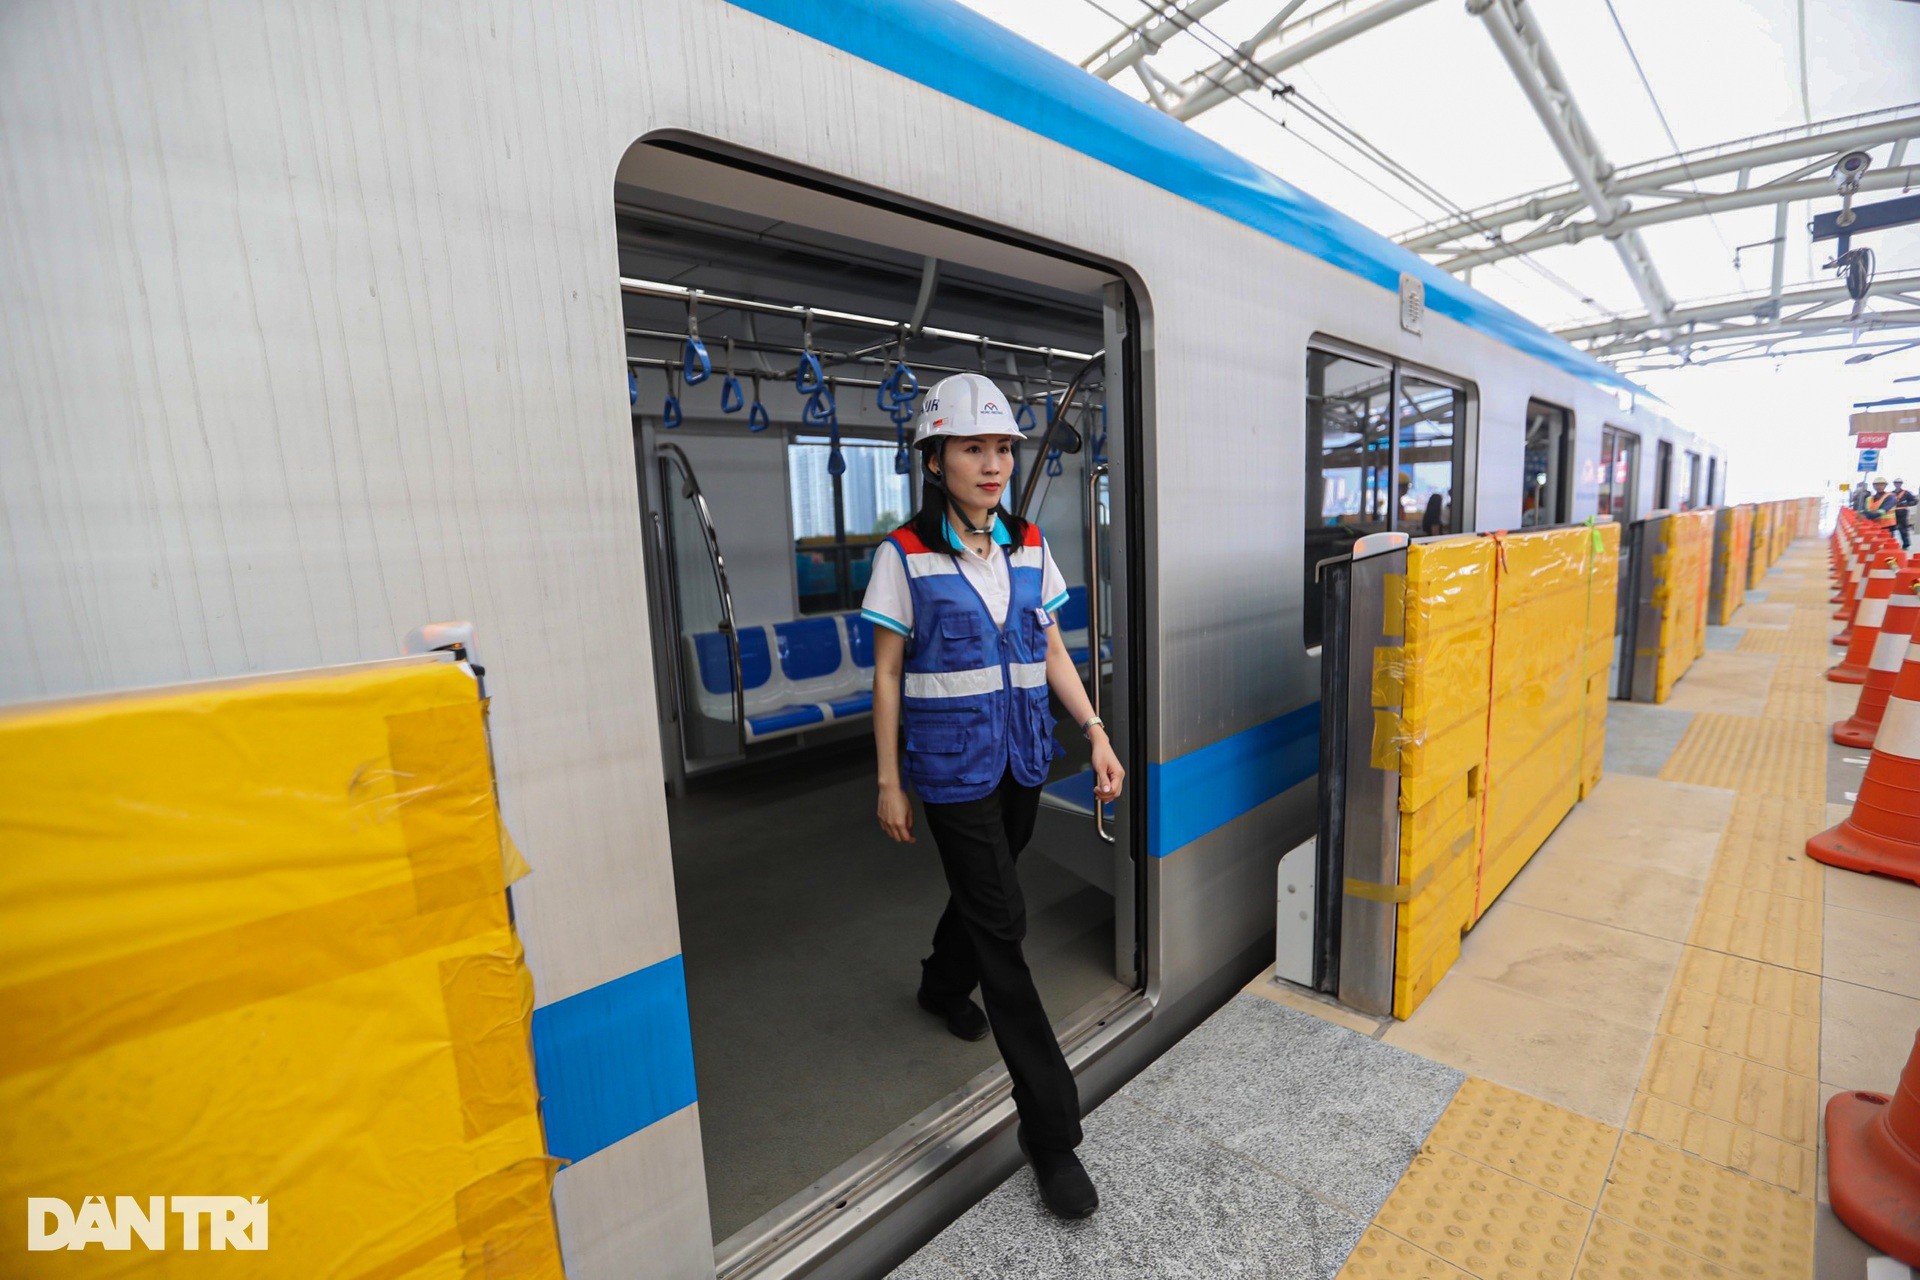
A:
[1579, 308, 1920, 360]
[1468, 0, 1673, 324]
[1082, 0, 1242, 82]
[1166, 0, 1441, 121]
[1557, 272, 1920, 342]
[1437, 165, 1920, 272]
[1399, 107, 1920, 252]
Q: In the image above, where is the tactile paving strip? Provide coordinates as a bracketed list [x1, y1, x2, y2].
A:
[1686, 882, 1824, 973]
[1596, 1134, 1814, 1276]
[1422, 1078, 1620, 1207]
[1658, 985, 1819, 1077]
[1665, 947, 1821, 1021]
[1370, 1148, 1591, 1280]
[1704, 796, 1828, 900]
[1623, 1096, 1819, 1197]
[1758, 665, 1827, 726]
[1635, 1035, 1819, 1149]
[1337, 1226, 1476, 1279]
[1574, 1214, 1734, 1279]
[1658, 714, 1826, 802]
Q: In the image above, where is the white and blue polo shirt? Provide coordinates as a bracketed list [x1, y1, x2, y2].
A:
[861, 513, 1071, 637]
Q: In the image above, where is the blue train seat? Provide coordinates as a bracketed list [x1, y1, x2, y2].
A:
[684, 612, 880, 744]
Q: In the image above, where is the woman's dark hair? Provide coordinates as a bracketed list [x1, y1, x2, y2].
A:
[904, 437, 1030, 554]
[1421, 492, 1445, 535]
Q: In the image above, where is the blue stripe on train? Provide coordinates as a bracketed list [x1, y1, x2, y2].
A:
[1147, 703, 1320, 859]
[531, 954, 698, 1163]
[722, 0, 1641, 397]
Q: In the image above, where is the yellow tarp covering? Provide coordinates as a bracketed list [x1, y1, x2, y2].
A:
[1711, 506, 1754, 627]
[1378, 524, 1617, 1018]
[1477, 527, 1595, 916]
[1579, 521, 1620, 801]
[1382, 536, 1493, 1019]
[1748, 504, 1773, 590]
[0, 661, 563, 1279]
[1651, 511, 1715, 702]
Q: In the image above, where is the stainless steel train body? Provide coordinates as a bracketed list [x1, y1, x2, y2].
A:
[0, 1, 1722, 1277]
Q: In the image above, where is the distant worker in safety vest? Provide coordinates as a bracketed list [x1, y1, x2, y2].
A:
[1867, 477, 1896, 529]
[861, 372, 1123, 1220]
[1891, 478, 1916, 552]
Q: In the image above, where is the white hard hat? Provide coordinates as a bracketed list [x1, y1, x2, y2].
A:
[912, 373, 1024, 448]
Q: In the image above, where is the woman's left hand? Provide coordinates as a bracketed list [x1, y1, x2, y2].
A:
[1090, 739, 1125, 803]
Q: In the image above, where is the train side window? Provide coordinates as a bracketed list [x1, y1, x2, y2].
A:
[1521, 400, 1573, 527]
[1707, 456, 1719, 506]
[1597, 426, 1639, 521]
[1655, 440, 1674, 510]
[1683, 450, 1703, 510]
[789, 435, 914, 614]
[1304, 342, 1471, 649]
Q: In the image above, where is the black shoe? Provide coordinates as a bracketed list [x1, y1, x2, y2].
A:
[1018, 1128, 1098, 1219]
[916, 989, 989, 1041]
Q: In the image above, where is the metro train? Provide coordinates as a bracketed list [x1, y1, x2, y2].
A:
[0, 1, 1725, 1278]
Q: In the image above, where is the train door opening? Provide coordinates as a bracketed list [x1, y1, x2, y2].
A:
[616, 141, 1141, 1257]
[1655, 440, 1675, 509]
[1520, 399, 1572, 527]
[1683, 450, 1703, 510]
[1707, 456, 1719, 506]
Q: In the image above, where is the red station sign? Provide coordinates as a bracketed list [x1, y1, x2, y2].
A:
[1856, 432, 1892, 449]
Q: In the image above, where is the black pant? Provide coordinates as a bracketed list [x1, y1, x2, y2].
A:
[918, 768, 1083, 1153]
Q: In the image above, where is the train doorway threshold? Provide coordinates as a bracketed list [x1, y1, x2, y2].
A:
[890, 539, 1916, 1280]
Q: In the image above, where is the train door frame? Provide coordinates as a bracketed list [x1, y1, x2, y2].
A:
[1655, 439, 1675, 510]
[616, 132, 1158, 1279]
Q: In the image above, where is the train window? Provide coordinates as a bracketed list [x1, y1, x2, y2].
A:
[1683, 450, 1703, 510]
[788, 436, 914, 614]
[1521, 400, 1573, 527]
[1597, 426, 1638, 521]
[1655, 440, 1674, 509]
[1707, 456, 1719, 506]
[1304, 343, 1470, 648]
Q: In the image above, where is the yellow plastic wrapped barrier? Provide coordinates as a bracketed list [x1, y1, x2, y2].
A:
[1383, 536, 1493, 1018]
[0, 660, 562, 1278]
[1710, 505, 1754, 626]
[1476, 527, 1594, 917]
[1748, 503, 1773, 590]
[1380, 523, 1617, 1017]
[1650, 510, 1715, 702]
[1578, 521, 1620, 800]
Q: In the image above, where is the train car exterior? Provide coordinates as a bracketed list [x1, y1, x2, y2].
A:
[0, 1, 1722, 1278]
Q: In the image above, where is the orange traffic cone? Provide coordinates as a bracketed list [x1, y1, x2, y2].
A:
[1826, 1029, 1920, 1265]
[1831, 559, 1903, 683]
[1809, 628, 1920, 886]
[1837, 576, 1920, 746]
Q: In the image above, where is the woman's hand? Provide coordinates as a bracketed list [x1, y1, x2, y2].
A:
[1090, 738, 1126, 803]
[878, 782, 916, 843]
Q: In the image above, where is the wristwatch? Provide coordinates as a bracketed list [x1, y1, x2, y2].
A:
[1080, 714, 1105, 739]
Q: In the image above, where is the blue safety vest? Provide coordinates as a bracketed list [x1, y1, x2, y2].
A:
[889, 520, 1059, 803]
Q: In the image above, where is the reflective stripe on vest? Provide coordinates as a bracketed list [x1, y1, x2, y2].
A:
[891, 521, 1059, 804]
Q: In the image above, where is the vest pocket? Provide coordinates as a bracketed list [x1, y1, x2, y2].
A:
[905, 714, 998, 788]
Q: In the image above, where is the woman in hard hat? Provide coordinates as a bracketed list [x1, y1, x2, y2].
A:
[861, 372, 1123, 1220]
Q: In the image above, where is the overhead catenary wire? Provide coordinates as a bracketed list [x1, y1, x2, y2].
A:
[1085, 0, 1623, 322]
[1600, 0, 1743, 286]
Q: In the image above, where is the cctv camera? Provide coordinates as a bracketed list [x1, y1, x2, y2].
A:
[1832, 150, 1871, 191]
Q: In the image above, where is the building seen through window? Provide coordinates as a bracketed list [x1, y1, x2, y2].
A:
[790, 436, 914, 614]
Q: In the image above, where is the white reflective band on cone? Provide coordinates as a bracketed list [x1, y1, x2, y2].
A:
[1009, 661, 1048, 689]
[1871, 628, 1911, 671]
[1858, 598, 1890, 628]
[1878, 697, 1920, 760]
[905, 666, 1003, 699]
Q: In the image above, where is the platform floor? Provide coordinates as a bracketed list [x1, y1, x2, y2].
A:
[890, 540, 1920, 1280]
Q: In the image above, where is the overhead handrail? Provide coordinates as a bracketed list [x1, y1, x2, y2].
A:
[1016, 350, 1103, 520]
[657, 442, 747, 758]
[621, 276, 1097, 366]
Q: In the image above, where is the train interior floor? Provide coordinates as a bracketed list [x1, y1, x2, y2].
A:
[891, 539, 1919, 1280]
[669, 740, 1121, 1241]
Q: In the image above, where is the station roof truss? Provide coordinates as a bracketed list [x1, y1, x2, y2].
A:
[1078, 0, 1920, 368]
